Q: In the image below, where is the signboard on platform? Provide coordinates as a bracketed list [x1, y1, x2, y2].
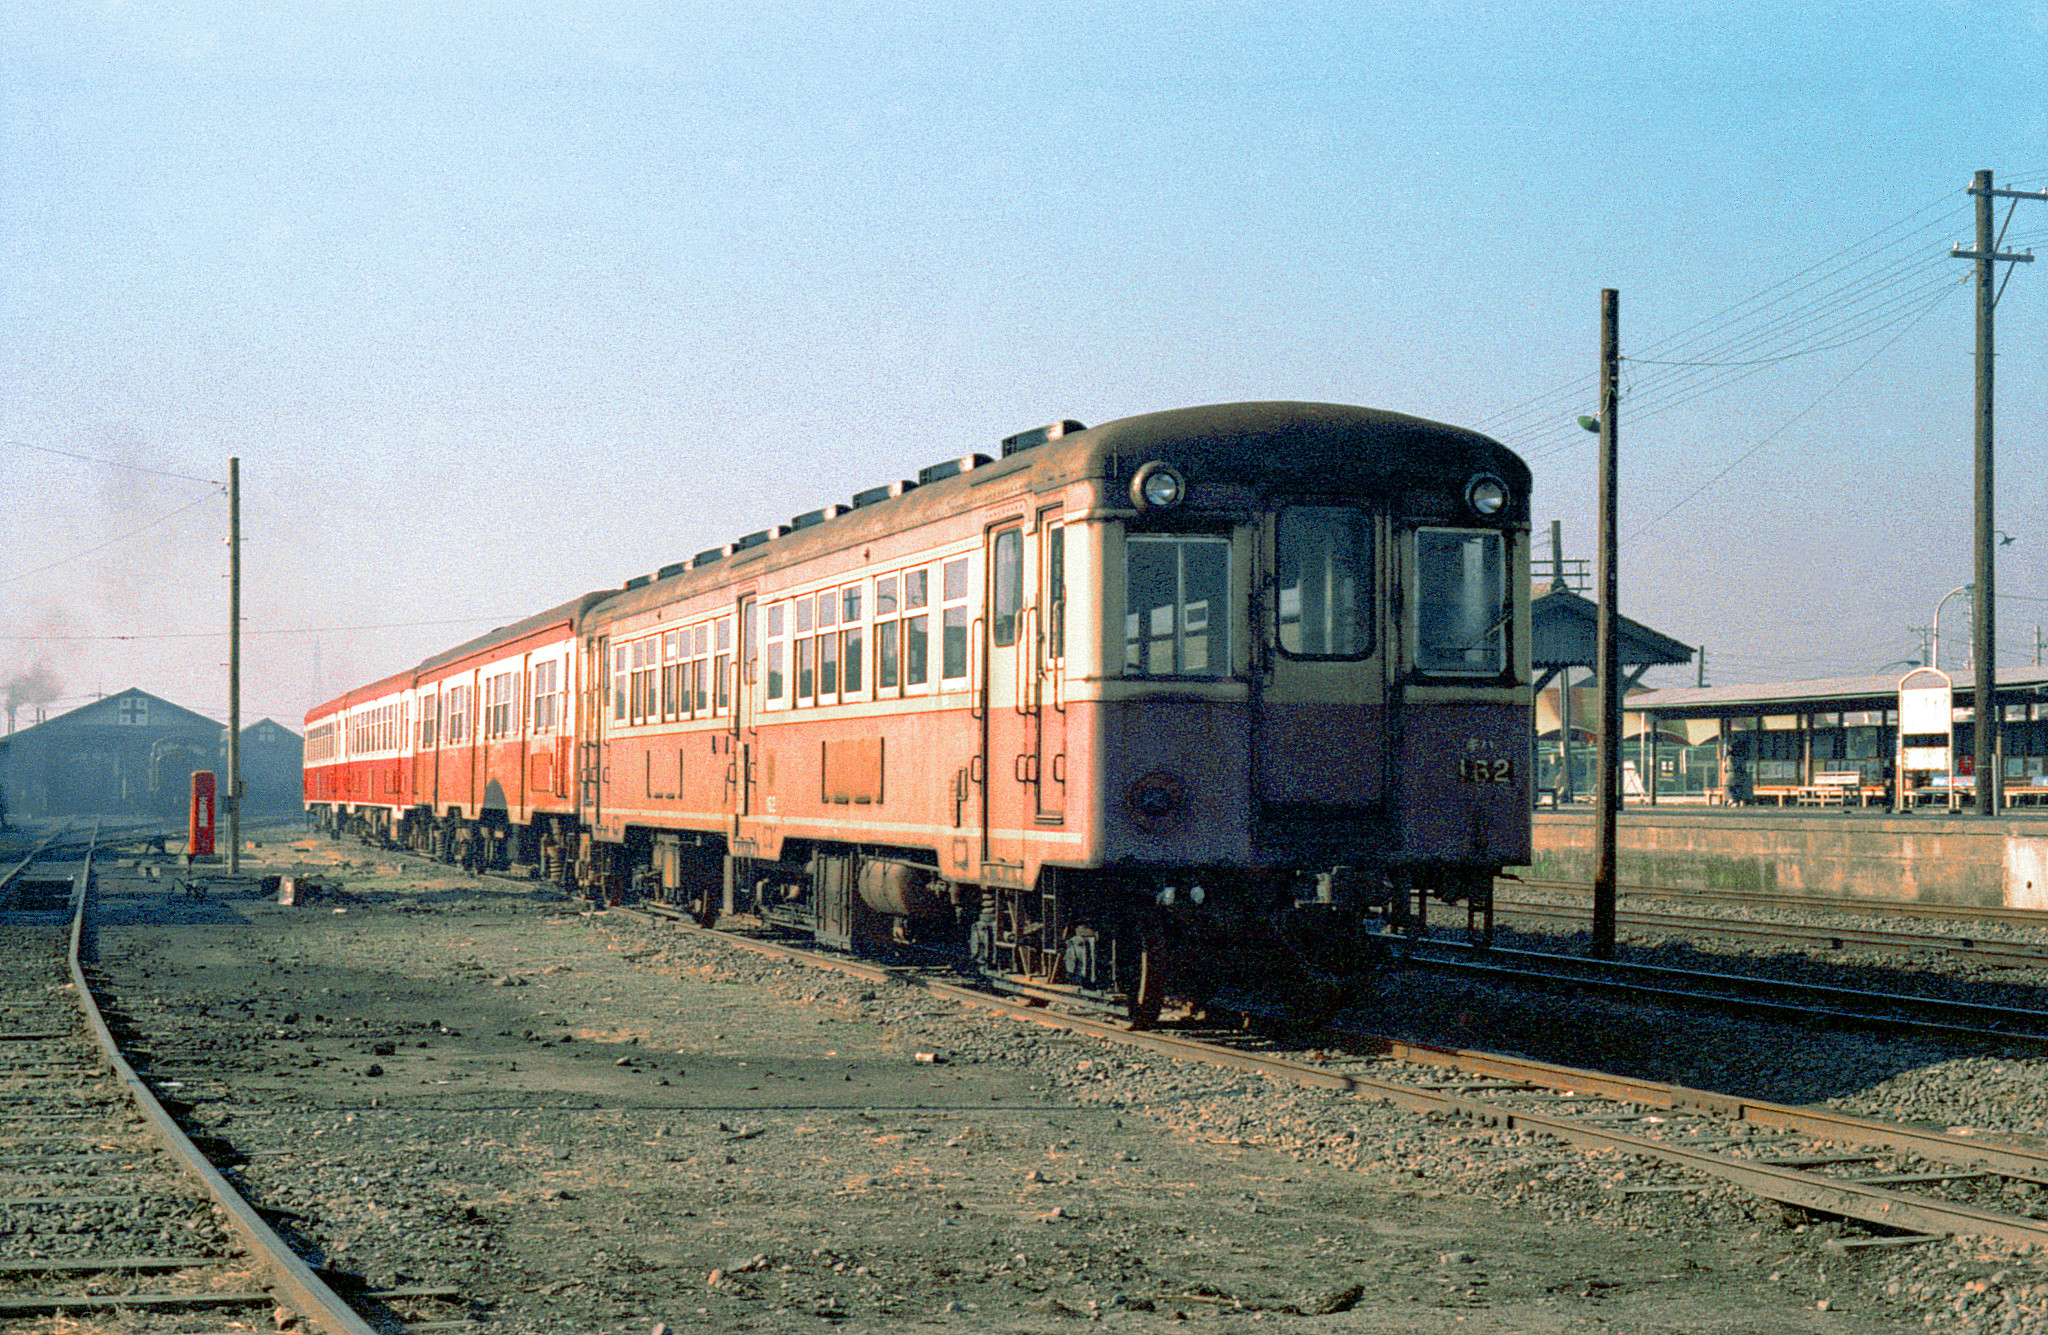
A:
[1896, 668, 1955, 810]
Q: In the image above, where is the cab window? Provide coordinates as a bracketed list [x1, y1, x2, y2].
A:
[1275, 506, 1372, 659]
[1414, 528, 1507, 675]
[1124, 534, 1229, 677]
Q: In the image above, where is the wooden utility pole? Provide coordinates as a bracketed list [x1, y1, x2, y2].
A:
[1591, 289, 1620, 958]
[228, 456, 241, 875]
[1951, 169, 2043, 815]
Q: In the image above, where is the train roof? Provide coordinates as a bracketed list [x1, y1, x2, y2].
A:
[590, 401, 1527, 624]
[412, 590, 614, 678]
[304, 590, 612, 722]
[1078, 401, 1527, 493]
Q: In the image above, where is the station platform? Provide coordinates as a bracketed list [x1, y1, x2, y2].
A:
[1527, 807, 2048, 911]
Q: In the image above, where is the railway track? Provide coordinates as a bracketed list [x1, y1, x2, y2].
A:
[0, 827, 404, 1331]
[628, 902, 2048, 1252]
[1492, 894, 2048, 969]
[1403, 938, 2048, 1046]
[1507, 875, 2048, 927]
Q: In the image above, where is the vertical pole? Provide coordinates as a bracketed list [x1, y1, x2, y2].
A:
[1643, 711, 1657, 806]
[1969, 169, 1998, 816]
[1591, 289, 1621, 958]
[1558, 668, 1573, 803]
[228, 457, 242, 875]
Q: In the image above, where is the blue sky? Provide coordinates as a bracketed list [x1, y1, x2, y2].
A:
[3, 1, 2043, 726]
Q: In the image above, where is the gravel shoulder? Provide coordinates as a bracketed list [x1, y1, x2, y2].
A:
[76, 837, 1995, 1333]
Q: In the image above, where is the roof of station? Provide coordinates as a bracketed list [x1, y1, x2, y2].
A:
[1530, 588, 1694, 671]
[1629, 664, 2048, 717]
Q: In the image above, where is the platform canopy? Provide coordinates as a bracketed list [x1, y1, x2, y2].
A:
[1530, 587, 1694, 695]
[1626, 664, 2048, 719]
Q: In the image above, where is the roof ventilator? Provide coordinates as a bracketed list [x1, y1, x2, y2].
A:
[1001, 419, 1085, 456]
[918, 453, 994, 486]
[852, 479, 918, 508]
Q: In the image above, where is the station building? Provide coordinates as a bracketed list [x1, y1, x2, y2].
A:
[1622, 665, 2048, 809]
[0, 688, 303, 824]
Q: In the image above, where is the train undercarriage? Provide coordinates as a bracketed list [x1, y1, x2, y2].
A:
[309, 802, 1498, 1025]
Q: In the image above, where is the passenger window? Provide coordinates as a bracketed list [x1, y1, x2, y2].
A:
[876, 576, 901, 692]
[904, 568, 931, 688]
[941, 557, 970, 681]
[714, 615, 732, 714]
[1124, 535, 1230, 677]
[1275, 506, 1373, 659]
[841, 585, 865, 697]
[1414, 529, 1507, 675]
[766, 603, 787, 703]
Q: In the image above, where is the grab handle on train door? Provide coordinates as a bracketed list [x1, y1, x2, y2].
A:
[1015, 604, 1035, 717]
[969, 619, 985, 720]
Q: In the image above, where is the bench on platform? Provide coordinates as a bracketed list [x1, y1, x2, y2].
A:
[1794, 772, 1866, 807]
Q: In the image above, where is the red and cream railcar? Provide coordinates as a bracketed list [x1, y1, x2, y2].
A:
[305, 595, 602, 869]
[311, 402, 1532, 1019]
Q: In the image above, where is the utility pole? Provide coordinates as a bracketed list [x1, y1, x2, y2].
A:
[228, 457, 241, 876]
[1695, 646, 1707, 690]
[1951, 169, 2043, 815]
[1591, 289, 1621, 960]
[1908, 625, 1934, 667]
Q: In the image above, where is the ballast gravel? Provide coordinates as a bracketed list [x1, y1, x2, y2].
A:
[66, 836, 2048, 1335]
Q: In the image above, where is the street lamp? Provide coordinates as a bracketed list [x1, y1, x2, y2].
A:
[1932, 584, 1972, 672]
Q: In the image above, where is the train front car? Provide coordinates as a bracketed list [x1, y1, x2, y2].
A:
[995, 402, 1533, 1021]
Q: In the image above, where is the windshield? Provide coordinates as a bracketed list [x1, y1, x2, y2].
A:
[1274, 505, 1372, 658]
[1125, 534, 1230, 677]
[1414, 528, 1507, 675]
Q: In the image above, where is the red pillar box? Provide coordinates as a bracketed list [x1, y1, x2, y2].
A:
[188, 770, 217, 858]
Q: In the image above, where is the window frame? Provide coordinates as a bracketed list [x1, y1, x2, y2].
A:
[1409, 526, 1511, 679]
[1123, 531, 1234, 680]
[1272, 504, 1376, 662]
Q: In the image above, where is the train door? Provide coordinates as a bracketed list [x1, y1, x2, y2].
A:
[1253, 505, 1386, 812]
[732, 596, 757, 826]
[982, 521, 1029, 868]
[1034, 509, 1067, 820]
[581, 635, 607, 830]
[411, 686, 435, 822]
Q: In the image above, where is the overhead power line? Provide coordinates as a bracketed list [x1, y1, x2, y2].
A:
[6, 439, 223, 487]
[0, 493, 222, 588]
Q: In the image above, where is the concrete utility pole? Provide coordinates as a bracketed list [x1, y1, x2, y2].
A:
[1950, 169, 2043, 815]
[228, 457, 241, 875]
[1591, 289, 1621, 959]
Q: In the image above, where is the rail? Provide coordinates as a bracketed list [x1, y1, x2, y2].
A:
[63, 829, 383, 1335]
[1489, 897, 2048, 969]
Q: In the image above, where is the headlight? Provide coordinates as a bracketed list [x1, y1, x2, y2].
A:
[1130, 461, 1187, 511]
[1125, 770, 1188, 835]
[1466, 474, 1509, 517]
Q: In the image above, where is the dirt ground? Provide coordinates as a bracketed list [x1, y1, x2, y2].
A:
[81, 835, 1927, 1334]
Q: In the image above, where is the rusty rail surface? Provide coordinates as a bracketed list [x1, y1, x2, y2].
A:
[1491, 896, 2048, 969]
